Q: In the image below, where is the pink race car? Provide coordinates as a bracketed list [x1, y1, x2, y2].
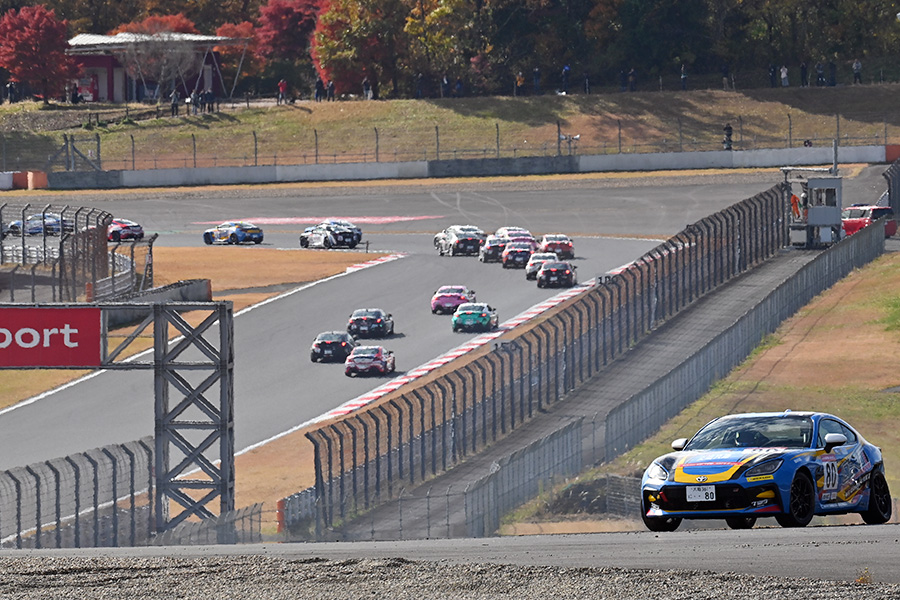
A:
[431, 285, 476, 314]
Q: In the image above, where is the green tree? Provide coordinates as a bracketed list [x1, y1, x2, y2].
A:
[0, 5, 80, 104]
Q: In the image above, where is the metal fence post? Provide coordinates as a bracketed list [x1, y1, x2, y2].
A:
[101, 448, 119, 547]
[24, 466, 41, 549]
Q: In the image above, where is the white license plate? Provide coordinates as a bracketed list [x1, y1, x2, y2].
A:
[360, 326, 368, 330]
[686, 485, 716, 502]
[324, 350, 332, 355]
[550, 277, 557, 282]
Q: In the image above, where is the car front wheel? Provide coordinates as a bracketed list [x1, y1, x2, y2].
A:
[641, 497, 681, 532]
[776, 470, 816, 527]
[203, 233, 213, 245]
[861, 470, 892, 524]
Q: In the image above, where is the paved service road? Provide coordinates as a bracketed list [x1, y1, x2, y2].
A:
[0, 174, 781, 470]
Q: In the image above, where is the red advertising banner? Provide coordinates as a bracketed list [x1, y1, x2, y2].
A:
[0, 308, 102, 367]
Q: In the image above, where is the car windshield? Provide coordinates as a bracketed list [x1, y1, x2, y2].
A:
[507, 243, 531, 250]
[352, 347, 380, 356]
[115, 219, 139, 226]
[544, 235, 568, 241]
[438, 287, 466, 295]
[316, 332, 346, 341]
[685, 415, 814, 450]
[842, 209, 867, 219]
[457, 303, 486, 312]
[530, 253, 557, 262]
[352, 309, 382, 318]
[541, 262, 569, 270]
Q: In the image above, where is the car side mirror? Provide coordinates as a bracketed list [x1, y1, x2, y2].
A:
[671, 438, 687, 451]
[823, 432, 846, 453]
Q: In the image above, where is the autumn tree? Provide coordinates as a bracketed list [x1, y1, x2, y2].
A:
[312, 0, 408, 97]
[42, 0, 143, 34]
[256, 0, 322, 93]
[0, 5, 80, 104]
[110, 14, 202, 100]
[216, 21, 260, 97]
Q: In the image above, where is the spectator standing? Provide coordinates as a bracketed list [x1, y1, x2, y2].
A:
[852, 59, 862, 84]
[780, 65, 789, 87]
[768, 64, 777, 87]
[560, 64, 570, 94]
[627, 68, 636, 91]
[619, 68, 628, 92]
[583, 72, 590, 94]
[721, 63, 730, 90]
[277, 79, 287, 104]
[441, 74, 450, 98]
[815, 62, 825, 86]
[190, 90, 199, 114]
[680, 64, 687, 90]
[327, 80, 335, 101]
[362, 76, 372, 100]
[169, 88, 180, 116]
[515, 71, 525, 96]
[828, 60, 837, 86]
[205, 89, 215, 113]
[454, 77, 463, 97]
[315, 77, 325, 102]
[800, 62, 808, 87]
[722, 122, 733, 150]
[532, 67, 541, 95]
[415, 73, 424, 98]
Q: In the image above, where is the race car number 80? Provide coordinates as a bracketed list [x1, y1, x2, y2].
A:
[687, 485, 716, 502]
[823, 461, 839, 491]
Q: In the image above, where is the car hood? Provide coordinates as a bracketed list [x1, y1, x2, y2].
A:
[659, 448, 809, 484]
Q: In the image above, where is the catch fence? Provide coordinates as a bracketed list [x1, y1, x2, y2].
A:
[282, 183, 787, 538]
[0, 202, 154, 302]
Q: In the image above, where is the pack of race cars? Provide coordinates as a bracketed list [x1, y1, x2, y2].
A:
[435, 224, 578, 288]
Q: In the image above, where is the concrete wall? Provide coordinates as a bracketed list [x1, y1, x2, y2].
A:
[0, 172, 12, 191]
[45, 145, 889, 190]
[106, 279, 211, 328]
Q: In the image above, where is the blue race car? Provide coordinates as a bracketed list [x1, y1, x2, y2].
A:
[203, 221, 263, 245]
[640, 411, 892, 531]
[6, 213, 75, 236]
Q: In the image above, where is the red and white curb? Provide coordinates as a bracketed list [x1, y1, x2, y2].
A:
[315, 279, 596, 421]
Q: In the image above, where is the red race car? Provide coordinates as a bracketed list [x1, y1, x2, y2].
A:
[841, 205, 897, 238]
[538, 233, 575, 258]
[108, 218, 145, 242]
[344, 346, 396, 377]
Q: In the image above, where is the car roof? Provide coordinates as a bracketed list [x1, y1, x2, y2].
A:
[437, 285, 467, 292]
[530, 252, 558, 260]
[541, 261, 571, 268]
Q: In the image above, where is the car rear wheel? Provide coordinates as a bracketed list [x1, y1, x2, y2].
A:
[725, 516, 757, 530]
[254, 239, 262, 244]
[229, 233, 239, 244]
[641, 497, 681, 532]
[310, 353, 318, 363]
[861, 470, 892, 524]
[775, 470, 815, 527]
[111, 231, 121, 242]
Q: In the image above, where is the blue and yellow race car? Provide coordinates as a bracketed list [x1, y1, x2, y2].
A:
[203, 221, 263, 245]
[640, 411, 892, 531]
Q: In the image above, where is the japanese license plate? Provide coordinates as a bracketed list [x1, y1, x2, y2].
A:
[686, 485, 716, 502]
[324, 349, 332, 355]
[550, 277, 557, 282]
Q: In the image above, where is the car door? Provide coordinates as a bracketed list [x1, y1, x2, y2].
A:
[815, 418, 866, 507]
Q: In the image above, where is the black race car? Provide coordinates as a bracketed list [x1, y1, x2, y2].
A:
[310, 331, 357, 362]
[347, 307, 395, 338]
[478, 235, 507, 263]
[536, 261, 577, 288]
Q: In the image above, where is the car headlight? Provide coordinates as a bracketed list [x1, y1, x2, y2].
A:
[645, 462, 669, 481]
[745, 459, 783, 478]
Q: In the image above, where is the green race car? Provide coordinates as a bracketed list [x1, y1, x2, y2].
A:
[451, 302, 499, 333]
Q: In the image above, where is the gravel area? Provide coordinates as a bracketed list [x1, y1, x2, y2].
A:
[0, 556, 897, 599]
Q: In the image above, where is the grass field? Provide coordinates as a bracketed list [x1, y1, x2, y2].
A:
[4, 83, 900, 171]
